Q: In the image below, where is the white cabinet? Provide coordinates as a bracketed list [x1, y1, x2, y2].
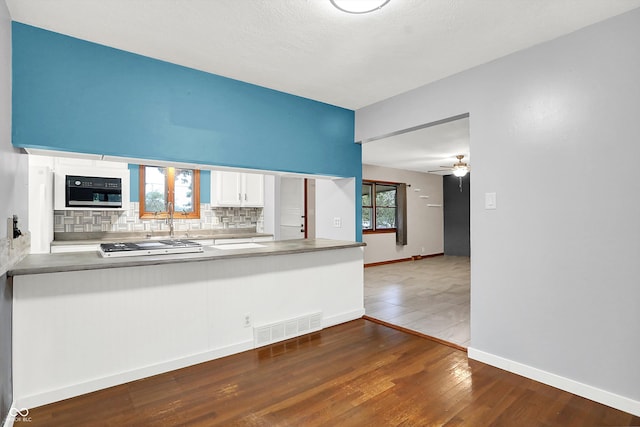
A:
[212, 171, 243, 206]
[53, 161, 130, 211]
[243, 173, 264, 206]
[28, 164, 54, 254]
[211, 171, 264, 207]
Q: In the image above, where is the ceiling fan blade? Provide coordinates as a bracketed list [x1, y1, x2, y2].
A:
[428, 169, 450, 173]
[439, 166, 453, 169]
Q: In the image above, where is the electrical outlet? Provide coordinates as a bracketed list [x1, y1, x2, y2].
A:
[333, 217, 342, 228]
[243, 313, 252, 328]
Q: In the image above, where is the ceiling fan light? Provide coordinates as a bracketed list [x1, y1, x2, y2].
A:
[330, 0, 390, 14]
[452, 167, 468, 177]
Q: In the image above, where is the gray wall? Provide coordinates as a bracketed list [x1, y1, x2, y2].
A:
[443, 174, 470, 257]
[1, 0, 27, 422]
[362, 164, 443, 264]
[0, 274, 11, 424]
[356, 8, 640, 405]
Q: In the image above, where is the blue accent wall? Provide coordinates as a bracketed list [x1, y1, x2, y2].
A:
[128, 164, 139, 203]
[200, 170, 211, 204]
[12, 22, 361, 239]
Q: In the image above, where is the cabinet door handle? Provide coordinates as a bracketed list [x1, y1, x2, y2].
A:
[244, 193, 247, 201]
[238, 193, 241, 201]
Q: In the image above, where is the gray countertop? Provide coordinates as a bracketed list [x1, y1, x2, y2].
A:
[8, 239, 366, 276]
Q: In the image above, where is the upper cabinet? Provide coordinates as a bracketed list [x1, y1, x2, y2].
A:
[243, 173, 264, 206]
[29, 154, 131, 211]
[211, 171, 264, 207]
[211, 171, 243, 206]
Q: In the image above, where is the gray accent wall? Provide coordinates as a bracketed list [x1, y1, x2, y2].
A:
[0, 274, 11, 423]
[0, 2, 11, 423]
[443, 174, 470, 257]
[0, 1, 11, 423]
[356, 8, 640, 407]
[1, 0, 28, 422]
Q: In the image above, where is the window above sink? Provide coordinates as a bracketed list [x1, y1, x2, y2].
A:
[139, 165, 201, 219]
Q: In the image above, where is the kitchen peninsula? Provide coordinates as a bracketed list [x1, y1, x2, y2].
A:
[9, 238, 365, 409]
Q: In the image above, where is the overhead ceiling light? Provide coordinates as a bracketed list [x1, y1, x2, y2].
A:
[452, 166, 469, 178]
[330, 0, 390, 14]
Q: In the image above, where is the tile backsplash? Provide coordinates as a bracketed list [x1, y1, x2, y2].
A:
[54, 203, 264, 235]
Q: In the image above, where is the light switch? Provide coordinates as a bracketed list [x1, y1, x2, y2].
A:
[485, 192, 497, 210]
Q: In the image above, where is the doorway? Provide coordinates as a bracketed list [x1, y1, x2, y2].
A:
[278, 177, 307, 240]
[361, 114, 471, 348]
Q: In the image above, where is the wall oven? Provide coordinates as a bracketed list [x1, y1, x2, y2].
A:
[65, 175, 122, 208]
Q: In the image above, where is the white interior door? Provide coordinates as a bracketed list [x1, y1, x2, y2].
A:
[279, 177, 305, 240]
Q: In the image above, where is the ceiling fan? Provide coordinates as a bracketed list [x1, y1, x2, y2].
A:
[429, 154, 470, 177]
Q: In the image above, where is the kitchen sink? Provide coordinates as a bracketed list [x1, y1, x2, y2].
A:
[212, 243, 266, 250]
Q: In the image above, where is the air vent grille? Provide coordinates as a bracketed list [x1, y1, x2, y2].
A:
[254, 312, 323, 347]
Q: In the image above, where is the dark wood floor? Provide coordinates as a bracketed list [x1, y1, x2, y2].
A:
[26, 319, 639, 426]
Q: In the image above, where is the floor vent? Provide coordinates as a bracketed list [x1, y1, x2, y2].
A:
[254, 312, 323, 347]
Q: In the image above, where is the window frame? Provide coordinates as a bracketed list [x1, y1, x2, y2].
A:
[362, 179, 399, 234]
[139, 165, 201, 219]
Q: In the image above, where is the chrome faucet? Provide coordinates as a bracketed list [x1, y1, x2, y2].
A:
[167, 201, 175, 238]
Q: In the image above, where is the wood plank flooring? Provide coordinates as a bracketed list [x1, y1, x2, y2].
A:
[25, 319, 639, 426]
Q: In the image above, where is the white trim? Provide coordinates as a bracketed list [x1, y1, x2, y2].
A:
[468, 347, 640, 417]
[323, 308, 366, 328]
[15, 340, 252, 410]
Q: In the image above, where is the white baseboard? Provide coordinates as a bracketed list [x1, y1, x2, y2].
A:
[468, 347, 640, 417]
[15, 340, 253, 410]
[323, 308, 366, 328]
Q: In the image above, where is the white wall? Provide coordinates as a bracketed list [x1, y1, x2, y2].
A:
[13, 248, 364, 408]
[315, 178, 356, 241]
[356, 7, 640, 415]
[362, 164, 443, 264]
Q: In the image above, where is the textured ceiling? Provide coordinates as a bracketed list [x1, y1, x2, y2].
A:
[6, 0, 640, 110]
[362, 117, 470, 175]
